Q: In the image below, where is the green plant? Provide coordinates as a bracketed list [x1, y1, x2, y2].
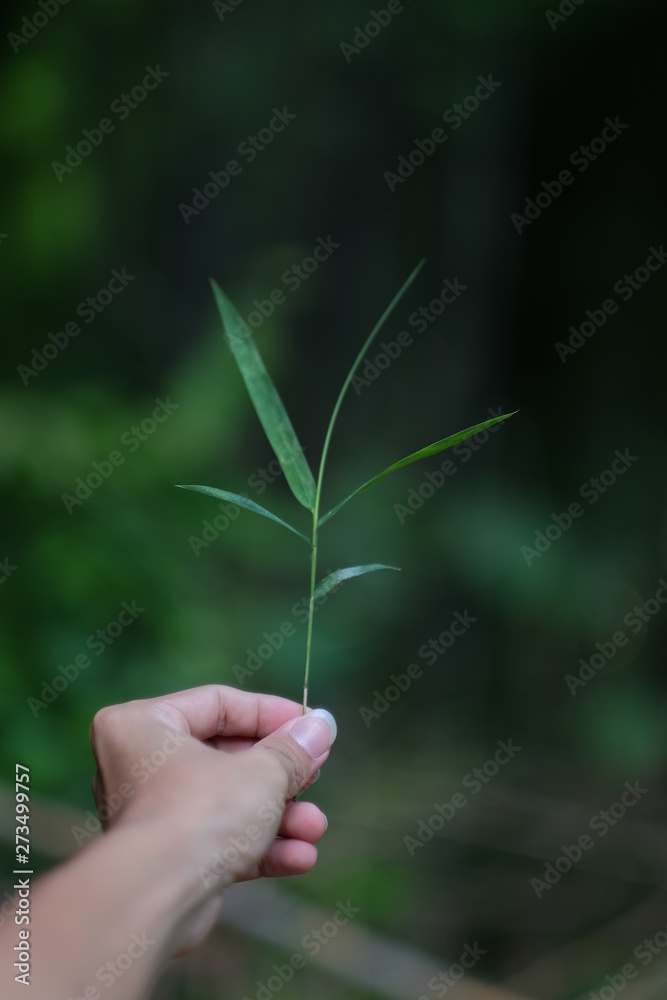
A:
[178, 260, 514, 710]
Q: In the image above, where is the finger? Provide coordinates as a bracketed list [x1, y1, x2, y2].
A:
[302, 767, 321, 792]
[204, 748, 324, 771]
[205, 736, 257, 753]
[91, 772, 102, 802]
[259, 838, 319, 878]
[142, 685, 305, 742]
[251, 708, 337, 801]
[278, 801, 328, 844]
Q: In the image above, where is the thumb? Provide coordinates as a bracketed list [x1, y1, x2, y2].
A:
[253, 708, 337, 801]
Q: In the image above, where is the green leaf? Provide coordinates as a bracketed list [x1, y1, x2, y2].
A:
[313, 259, 427, 517]
[210, 281, 316, 511]
[176, 485, 312, 545]
[319, 410, 517, 525]
[313, 564, 400, 601]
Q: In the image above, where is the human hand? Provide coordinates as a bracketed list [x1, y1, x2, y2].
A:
[88, 685, 336, 952]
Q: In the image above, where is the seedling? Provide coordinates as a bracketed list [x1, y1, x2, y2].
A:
[179, 260, 514, 710]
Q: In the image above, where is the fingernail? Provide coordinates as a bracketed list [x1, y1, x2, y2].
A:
[290, 708, 337, 758]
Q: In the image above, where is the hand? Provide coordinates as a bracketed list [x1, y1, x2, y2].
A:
[88, 685, 337, 952]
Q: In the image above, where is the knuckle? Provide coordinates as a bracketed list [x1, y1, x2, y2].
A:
[90, 706, 112, 741]
[89, 703, 129, 752]
[257, 742, 309, 799]
[275, 741, 311, 793]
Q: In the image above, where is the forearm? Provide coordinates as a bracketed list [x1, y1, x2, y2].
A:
[2, 821, 201, 1000]
[0, 689, 335, 998]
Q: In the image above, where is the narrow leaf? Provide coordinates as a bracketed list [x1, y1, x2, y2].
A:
[319, 411, 517, 525]
[313, 564, 400, 601]
[177, 485, 312, 545]
[210, 281, 316, 511]
[313, 259, 427, 514]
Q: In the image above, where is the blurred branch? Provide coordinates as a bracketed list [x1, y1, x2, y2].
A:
[0, 785, 536, 1000]
[503, 891, 667, 998]
[219, 879, 534, 1000]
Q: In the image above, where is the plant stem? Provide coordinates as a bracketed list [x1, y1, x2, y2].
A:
[302, 517, 318, 713]
[301, 259, 426, 711]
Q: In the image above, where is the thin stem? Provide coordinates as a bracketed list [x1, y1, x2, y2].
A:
[302, 259, 426, 711]
[302, 517, 318, 713]
[316, 259, 426, 510]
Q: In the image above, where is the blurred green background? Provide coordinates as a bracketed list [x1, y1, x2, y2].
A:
[2, 0, 666, 997]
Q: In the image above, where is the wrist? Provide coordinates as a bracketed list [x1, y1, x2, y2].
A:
[112, 811, 217, 932]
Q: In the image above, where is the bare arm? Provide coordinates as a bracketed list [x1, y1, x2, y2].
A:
[1, 686, 336, 1000]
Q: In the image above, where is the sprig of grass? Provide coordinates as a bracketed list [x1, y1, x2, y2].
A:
[178, 261, 516, 711]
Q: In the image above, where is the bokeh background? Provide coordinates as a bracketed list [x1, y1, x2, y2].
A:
[2, 0, 666, 997]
